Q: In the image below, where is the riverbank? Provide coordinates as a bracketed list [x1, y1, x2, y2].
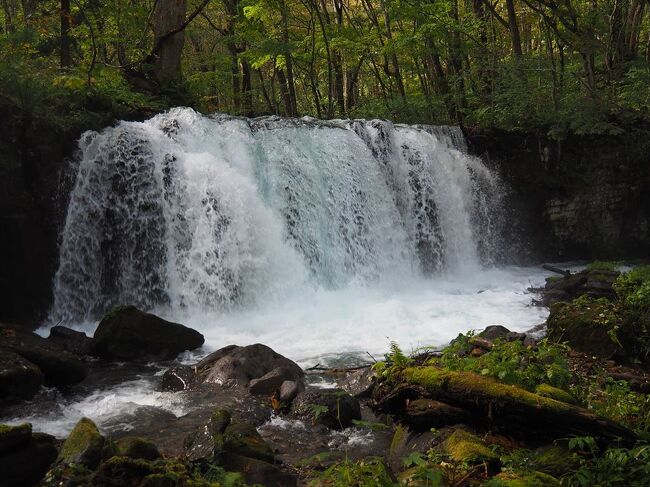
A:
[1, 262, 648, 486]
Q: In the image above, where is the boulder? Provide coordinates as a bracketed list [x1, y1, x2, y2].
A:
[114, 437, 161, 461]
[222, 422, 275, 463]
[0, 348, 43, 401]
[292, 388, 361, 429]
[279, 380, 305, 403]
[224, 453, 297, 487]
[547, 301, 621, 359]
[0, 423, 32, 454]
[541, 269, 619, 306]
[160, 365, 197, 392]
[58, 417, 106, 469]
[248, 366, 303, 396]
[0, 424, 57, 487]
[48, 326, 93, 356]
[478, 325, 511, 341]
[0, 324, 87, 387]
[93, 306, 204, 362]
[196, 343, 303, 388]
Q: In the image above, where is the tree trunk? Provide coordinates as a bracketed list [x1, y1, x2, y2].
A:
[152, 0, 187, 84]
[60, 0, 72, 68]
[505, 0, 523, 58]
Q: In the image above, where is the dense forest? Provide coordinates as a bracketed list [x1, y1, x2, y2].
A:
[1, 0, 649, 134]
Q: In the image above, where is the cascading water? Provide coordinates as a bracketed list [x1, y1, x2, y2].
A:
[51, 107, 505, 324]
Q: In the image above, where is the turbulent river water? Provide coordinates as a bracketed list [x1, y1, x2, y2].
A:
[5, 108, 555, 436]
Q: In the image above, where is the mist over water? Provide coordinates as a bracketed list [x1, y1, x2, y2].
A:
[46, 107, 549, 366]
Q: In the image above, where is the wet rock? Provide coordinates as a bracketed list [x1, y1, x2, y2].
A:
[184, 409, 232, 462]
[222, 422, 275, 463]
[403, 399, 473, 429]
[197, 343, 303, 388]
[479, 325, 511, 341]
[0, 324, 87, 387]
[338, 367, 375, 398]
[292, 388, 361, 429]
[58, 417, 106, 469]
[541, 269, 619, 306]
[115, 437, 161, 461]
[505, 331, 527, 342]
[0, 423, 32, 453]
[93, 306, 204, 362]
[279, 380, 305, 403]
[160, 365, 197, 391]
[0, 348, 43, 401]
[0, 425, 57, 487]
[48, 325, 93, 356]
[248, 366, 303, 396]
[224, 453, 297, 487]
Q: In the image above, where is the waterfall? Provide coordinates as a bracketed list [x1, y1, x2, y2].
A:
[51, 108, 505, 323]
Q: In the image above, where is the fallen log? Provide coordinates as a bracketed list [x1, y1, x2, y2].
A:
[373, 367, 635, 444]
[542, 264, 571, 276]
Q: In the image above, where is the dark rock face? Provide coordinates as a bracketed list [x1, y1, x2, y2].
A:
[197, 343, 304, 389]
[466, 129, 650, 261]
[292, 388, 362, 429]
[0, 324, 87, 387]
[0, 424, 58, 487]
[48, 325, 94, 356]
[0, 348, 43, 401]
[93, 306, 204, 361]
[541, 269, 619, 306]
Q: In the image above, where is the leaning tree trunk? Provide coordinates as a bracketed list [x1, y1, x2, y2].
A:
[152, 0, 187, 84]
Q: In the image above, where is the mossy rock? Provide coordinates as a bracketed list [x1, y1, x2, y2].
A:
[485, 469, 560, 486]
[546, 301, 620, 359]
[115, 437, 161, 461]
[209, 409, 232, 436]
[0, 423, 32, 453]
[222, 422, 274, 463]
[59, 417, 105, 469]
[531, 445, 580, 477]
[92, 456, 156, 485]
[1, 429, 57, 486]
[442, 429, 499, 467]
[535, 384, 577, 405]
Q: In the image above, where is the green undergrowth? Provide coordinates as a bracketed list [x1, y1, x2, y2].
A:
[308, 458, 397, 487]
[435, 333, 572, 392]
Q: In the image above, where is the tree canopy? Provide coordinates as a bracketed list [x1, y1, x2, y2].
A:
[1, 0, 649, 135]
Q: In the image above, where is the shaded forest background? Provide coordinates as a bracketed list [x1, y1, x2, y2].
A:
[1, 0, 649, 134]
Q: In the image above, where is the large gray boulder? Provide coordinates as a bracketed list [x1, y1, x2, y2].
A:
[196, 343, 304, 391]
[92, 306, 204, 362]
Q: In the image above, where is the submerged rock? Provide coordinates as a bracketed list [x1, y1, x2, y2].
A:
[292, 388, 361, 429]
[0, 324, 87, 388]
[0, 348, 43, 401]
[0, 423, 57, 487]
[93, 306, 204, 362]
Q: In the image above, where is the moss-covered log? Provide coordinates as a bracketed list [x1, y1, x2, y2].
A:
[373, 367, 635, 443]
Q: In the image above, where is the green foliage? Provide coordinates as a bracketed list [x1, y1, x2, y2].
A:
[437, 334, 571, 392]
[614, 266, 650, 311]
[575, 377, 650, 435]
[308, 459, 397, 487]
[372, 341, 413, 378]
[563, 438, 650, 487]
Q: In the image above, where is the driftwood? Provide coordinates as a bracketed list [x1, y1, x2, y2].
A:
[542, 264, 571, 276]
[373, 367, 635, 444]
